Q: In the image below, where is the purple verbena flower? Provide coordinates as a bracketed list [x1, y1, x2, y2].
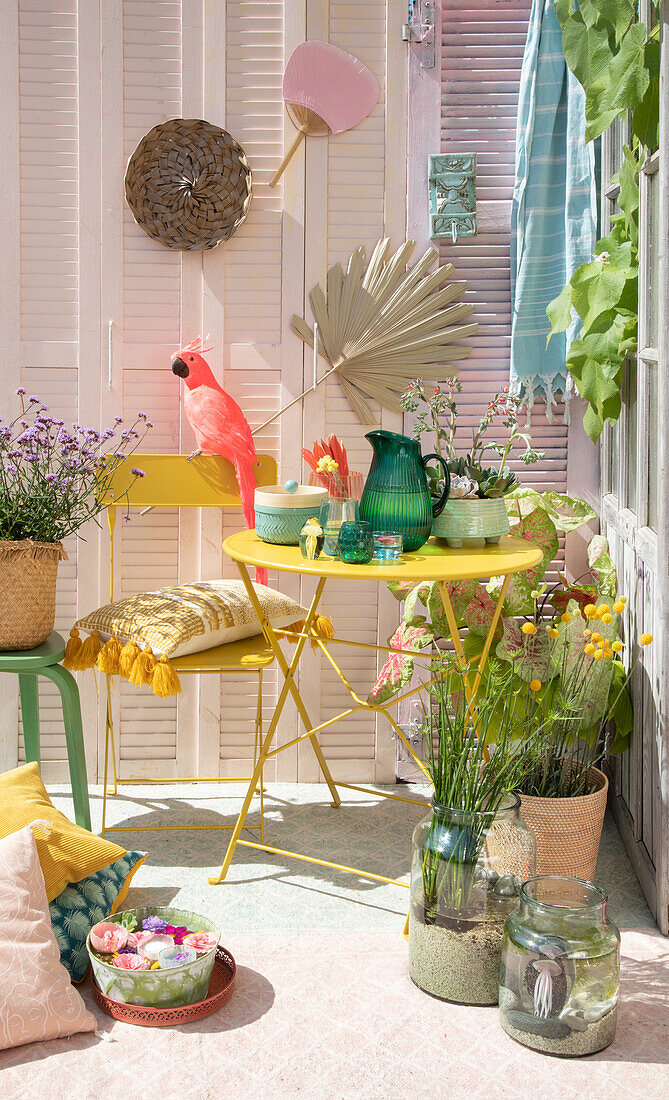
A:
[15, 387, 25, 396]
[142, 916, 168, 933]
[131, 468, 145, 478]
[114, 416, 123, 424]
[29, 395, 40, 404]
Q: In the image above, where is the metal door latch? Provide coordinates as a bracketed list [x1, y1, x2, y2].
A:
[402, 1, 435, 69]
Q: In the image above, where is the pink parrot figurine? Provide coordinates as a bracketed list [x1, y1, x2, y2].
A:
[172, 339, 267, 585]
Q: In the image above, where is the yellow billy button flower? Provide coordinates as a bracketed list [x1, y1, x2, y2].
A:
[560, 612, 571, 623]
[598, 604, 610, 614]
[521, 622, 537, 635]
[583, 604, 597, 619]
[620, 596, 627, 604]
[612, 601, 625, 614]
[584, 643, 596, 655]
[603, 648, 613, 659]
[612, 640, 624, 652]
[572, 608, 582, 618]
[590, 632, 602, 643]
[583, 629, 592, 638]
[593, 650, 603, 660]
[547, 627, 559, 638]
[640, 633, 653, 646]
[600, 612, 613, 624]
[529, 680, 542, 691]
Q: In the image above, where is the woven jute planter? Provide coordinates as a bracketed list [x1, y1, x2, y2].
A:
[0, 540, 67, 650]
[519, 767, 608, 882]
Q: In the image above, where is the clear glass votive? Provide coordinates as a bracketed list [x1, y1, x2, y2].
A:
[373, 532, 403, 562]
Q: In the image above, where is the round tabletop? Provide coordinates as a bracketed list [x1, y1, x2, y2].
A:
[223, 530, 543, 583]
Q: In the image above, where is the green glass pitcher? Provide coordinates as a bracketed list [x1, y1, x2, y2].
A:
[359, 430, 450, 552]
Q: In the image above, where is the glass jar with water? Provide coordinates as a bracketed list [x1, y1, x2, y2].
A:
[499, 875, 620, 1056]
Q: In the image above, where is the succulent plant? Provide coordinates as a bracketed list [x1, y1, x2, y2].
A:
[446, 457, 518, 500]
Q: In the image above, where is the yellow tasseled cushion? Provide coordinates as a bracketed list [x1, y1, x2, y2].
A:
[73, 579, 309, 659]
[0, 763, 127, 902]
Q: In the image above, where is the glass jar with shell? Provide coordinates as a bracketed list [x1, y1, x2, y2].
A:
[499, 875, 620, 1056]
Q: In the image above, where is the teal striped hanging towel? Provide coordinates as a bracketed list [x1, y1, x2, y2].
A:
[510, 0, 596, 421]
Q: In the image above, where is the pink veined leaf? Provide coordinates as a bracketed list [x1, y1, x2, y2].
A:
[427, 580, 478, 637]
[462, 584, 504, 640]
[496, 619, 553, 683]
[489, 507, 559, 615]
[367, 619, 433, 705]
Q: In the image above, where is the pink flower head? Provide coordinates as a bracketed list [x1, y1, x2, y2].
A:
[183, 932, 218, 955]
[165, 924, 191, 945]
[112, 953, 149, 970]
[90, 921, 129, 954]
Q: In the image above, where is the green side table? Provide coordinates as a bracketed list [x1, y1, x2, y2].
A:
[0, 631, 91, 831]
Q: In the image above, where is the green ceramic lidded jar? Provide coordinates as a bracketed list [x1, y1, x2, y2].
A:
[359, 430, 449, 552]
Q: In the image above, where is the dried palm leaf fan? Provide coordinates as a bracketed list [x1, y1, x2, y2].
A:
[269, 41, 379, 189]
[290, 239, 477, 426]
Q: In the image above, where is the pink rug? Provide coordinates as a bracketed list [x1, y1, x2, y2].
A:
[2, 929, 667, 1099]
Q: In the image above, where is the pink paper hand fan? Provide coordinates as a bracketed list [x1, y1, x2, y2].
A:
[269, 41, 379, 189]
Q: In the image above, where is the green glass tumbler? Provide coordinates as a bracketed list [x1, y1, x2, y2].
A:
[338, 520, 374, 564]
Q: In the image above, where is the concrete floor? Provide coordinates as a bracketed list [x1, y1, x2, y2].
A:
[2, 782, 665, 1100]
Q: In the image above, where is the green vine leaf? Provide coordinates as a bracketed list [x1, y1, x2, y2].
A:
[570, 261, 626, 329]
[596, 0, 636, 40]
[632, 39, 660, 149]
[599, 22, 650, 114]
[546, 282, 573, 339]
[561, 13, 614, 90]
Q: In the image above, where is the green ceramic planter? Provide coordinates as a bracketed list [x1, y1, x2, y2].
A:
[87, 906, 220, 1008]
[431, 498, 510, 548]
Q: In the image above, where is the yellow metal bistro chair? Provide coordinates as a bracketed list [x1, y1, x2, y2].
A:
[99, 453, 277, 841]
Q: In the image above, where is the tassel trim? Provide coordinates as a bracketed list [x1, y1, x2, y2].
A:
[63, 628, 82, 671]
[64, 627, 182, 697]
[286, 615, 335, 650]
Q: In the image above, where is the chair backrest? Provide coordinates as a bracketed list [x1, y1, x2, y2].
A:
[104, 453, 277, 599]
[104, 453, 277, 509]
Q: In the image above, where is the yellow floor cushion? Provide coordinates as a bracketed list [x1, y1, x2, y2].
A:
[0, 762, 126, 902]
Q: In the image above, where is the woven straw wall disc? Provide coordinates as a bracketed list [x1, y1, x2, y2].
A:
[124, 118, 252, 251]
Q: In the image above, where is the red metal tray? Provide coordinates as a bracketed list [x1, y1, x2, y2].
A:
[91, 945, 236, 1026]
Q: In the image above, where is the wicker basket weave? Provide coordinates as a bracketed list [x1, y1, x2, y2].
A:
[519, 767, 608, 882]
[0, 540, 67, 650]
[125, 118, 252, 251]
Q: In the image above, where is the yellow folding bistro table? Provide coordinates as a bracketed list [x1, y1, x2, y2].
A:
[211, 529, 543, 887]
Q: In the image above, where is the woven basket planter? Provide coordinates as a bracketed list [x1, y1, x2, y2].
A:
[519, 767, 608, 882]
[125, 118, 252, 252]
[0, 540, 67, 650]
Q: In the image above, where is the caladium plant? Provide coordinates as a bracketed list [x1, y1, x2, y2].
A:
[368, 488, 634, 756]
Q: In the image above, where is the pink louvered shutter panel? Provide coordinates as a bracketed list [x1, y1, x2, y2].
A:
[440, 1, 568, 507]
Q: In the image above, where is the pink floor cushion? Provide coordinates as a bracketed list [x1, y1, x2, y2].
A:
[0, 825, 97, 1050]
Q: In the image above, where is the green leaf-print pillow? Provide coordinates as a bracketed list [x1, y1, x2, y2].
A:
[49, 851, 146, 982]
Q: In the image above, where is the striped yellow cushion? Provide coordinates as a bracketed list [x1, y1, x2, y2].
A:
[0, 763, 126, 902]
[75, 579, 307, 658]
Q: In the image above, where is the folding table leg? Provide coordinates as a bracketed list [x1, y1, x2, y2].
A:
[235, 565, 341, 807]
[209, 572, 329, 884]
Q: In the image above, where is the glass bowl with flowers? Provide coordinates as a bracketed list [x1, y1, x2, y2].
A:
[87, 906, 220, 1007]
